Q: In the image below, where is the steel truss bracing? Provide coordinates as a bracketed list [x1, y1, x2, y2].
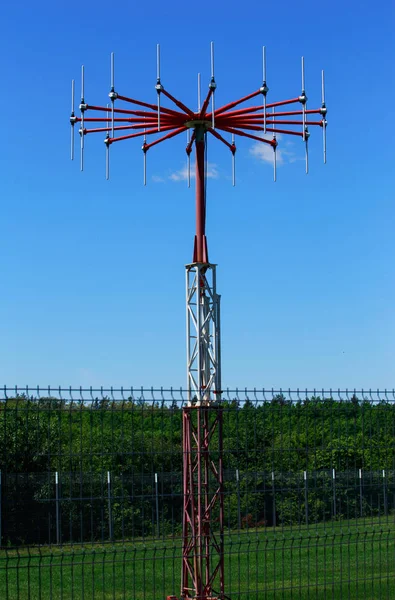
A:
[182, 405, 224, 600]
[186, 263, 221, 406]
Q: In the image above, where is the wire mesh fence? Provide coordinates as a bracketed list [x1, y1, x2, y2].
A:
[0, 386, 394, 599]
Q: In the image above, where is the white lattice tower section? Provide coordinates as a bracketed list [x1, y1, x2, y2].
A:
[186, 263, 221, 406]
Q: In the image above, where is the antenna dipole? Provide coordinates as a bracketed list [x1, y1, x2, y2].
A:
[69, 44, 327, 600]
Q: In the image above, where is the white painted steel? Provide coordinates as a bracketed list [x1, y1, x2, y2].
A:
[186, 263, 221, 405]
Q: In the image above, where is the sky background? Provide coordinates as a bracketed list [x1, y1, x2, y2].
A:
[0, 0, 394, 391]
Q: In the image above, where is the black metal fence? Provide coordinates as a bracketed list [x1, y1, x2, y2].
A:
[0, 386, 394, 599]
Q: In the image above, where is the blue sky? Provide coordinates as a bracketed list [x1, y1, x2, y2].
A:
[0, 0, 394, 390]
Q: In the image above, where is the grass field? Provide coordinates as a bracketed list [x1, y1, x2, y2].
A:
[1, 518, 394, 599]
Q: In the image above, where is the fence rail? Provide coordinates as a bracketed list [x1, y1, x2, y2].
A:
[0, 387, 394, 599]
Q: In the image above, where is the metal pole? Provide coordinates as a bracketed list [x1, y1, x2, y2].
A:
[155, 473, 160, 537]
[107, 471, 113, 541]
[383, 470, 387, 517]
[304, 471, 309, 526]
[359, 468, 363, 518]
[236, 469, 241, 530]
[272, 471, 276, 528]
[0, 470, 2, 547]
[194, 127, 208, 264]
[55, 472, 60, 545]
[332, 468, 336, 519]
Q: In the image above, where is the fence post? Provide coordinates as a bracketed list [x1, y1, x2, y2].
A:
[382, 470, 387, 517]
[0, 470, 2, 547]
[155, 473, 160, 538]
[359, 469, 363, 518]
[332, 469, 336, 519]
[107, 471, 113, 541]
[236, 469, 241, 530]
[272, 472, 276, 528]
[304, 471, 308, 526]
[55, 472, 60, 545]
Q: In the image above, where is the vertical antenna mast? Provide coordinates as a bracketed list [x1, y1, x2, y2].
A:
[80, 65, 85, 171]
[321, 70, 327, 163]
[143, 120, 147, 186]
[231, 133, 236, 186]
[105, 103, 110, 180]
[70, 79, 75, 160]
[261, 46, 269, 134]
[210, 42, 216, 128]
[272, 106, 277, 182]
[156, 44, 163, 131]
[300, 57, 307, 141]
[110, 53, 116, 137]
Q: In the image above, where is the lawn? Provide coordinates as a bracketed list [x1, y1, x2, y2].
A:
[1, 518, 394, 599]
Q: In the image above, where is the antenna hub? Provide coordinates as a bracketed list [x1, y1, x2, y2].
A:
[260, 83, 269, 95]
[79, 103, 87, 113]
[209, 79, 217, 91]
[185, 120, 212, 130]
[298, 93, 307, 104]
[320, 105, 327, 116]
[109, 91, 118, 101]
[70, 115, 78, 125]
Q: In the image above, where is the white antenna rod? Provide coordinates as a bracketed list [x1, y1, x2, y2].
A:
[197, 73, 201, 112]
[232, 133, 236, 186]
[210, 42, 216, 129]
[80, 65, 85, 171]
[110, 53, 115, 138]
[273, 107, 277, 182]
[322, 70, 327, 164]
[106, 103, 110, 180]
[70, 79, 75, 160]
[301, 57, 306, 141]
[187, 130, 191, 188]
[156, 44, 161, 132]
[143, 124, 147, 186]
[305, 129, 309, 174]
[262, 46, 268, 134]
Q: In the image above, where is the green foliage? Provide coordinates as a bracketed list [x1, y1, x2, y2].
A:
[0, 396, 394, 545]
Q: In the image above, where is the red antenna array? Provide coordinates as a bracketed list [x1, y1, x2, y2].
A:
[69, 44, 327, 600]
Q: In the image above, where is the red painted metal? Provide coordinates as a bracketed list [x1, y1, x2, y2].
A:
[182, 406, 224, 600]
[194, 134, 208, 264]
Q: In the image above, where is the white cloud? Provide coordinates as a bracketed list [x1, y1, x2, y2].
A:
[151, 174, 165, 183]
[169, 162, 219, 182]
[249, 133, 299, 166]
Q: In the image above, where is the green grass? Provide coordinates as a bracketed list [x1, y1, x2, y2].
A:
[1, 518, 394, 599]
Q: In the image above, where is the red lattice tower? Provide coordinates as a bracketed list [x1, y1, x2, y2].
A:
[69, 44, 327, 600]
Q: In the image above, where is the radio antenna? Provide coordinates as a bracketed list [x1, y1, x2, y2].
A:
[105, 103, 110, 180]
[209, 41, 216, 128]
[261, 46, 269, 133]
[79, 65, 85, 171]
[155, 44, 163, 131]
[300, 56, 307, 142]
[231, 133, 236, 186]
[70, 80, 76, 160]
[272, 106, 277, 182]
[69, 44, 327, 600]
[197, 73, 201, 112]
[321, 70, 327, 163]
